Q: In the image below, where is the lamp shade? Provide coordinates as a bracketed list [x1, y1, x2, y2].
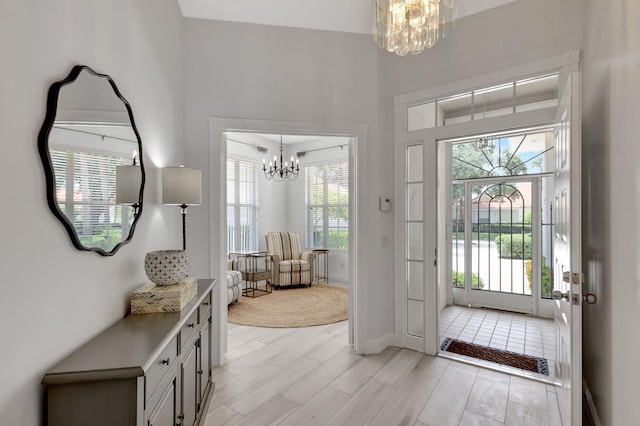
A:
[116, 165, 142, 204]
[162, 166, 202, 206]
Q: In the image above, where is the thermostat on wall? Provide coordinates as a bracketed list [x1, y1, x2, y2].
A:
[379, 196, 391, 212]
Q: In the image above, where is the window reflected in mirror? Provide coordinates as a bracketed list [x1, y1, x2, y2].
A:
[39, 65, 144, 255]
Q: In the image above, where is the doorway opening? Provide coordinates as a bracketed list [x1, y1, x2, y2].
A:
[439, 127, 558, 380]
[209, 117, 364, 365]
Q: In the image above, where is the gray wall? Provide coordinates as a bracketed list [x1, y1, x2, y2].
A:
[182, 19, 390, 339]
[0, 1, 186, 425]
[2, 0, 638, 424]
[582, 0, 640, 424]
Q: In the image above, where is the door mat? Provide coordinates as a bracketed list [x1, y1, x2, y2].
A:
[440, 337, 549, 376]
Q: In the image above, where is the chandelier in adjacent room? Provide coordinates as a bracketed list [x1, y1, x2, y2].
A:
[373, 0, 457, 56]
[263, 135, 299, 181]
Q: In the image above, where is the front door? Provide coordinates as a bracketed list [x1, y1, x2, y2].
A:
[448, 130, 557, 317]
[457, 177, 540, 314]
[552, 72, 582, 425]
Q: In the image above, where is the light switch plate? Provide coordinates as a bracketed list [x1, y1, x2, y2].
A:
[379, 196, 391, 212]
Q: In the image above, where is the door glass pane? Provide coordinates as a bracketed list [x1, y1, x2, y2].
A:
[470, 182, 531, 295]
[452, 130, 555, 179]
[407, 183, 423, 221]
[407, 145, 423, 182]
[540, 176, 554, 298]
[451, 183, 464, 288]
[408, 260, 424, 300]
[406, 144, 424, 339]
[408, 300, 424, 337]
[407, 222, 424, 260]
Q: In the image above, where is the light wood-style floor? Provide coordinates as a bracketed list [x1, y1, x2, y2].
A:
[204, 320, 562, 425]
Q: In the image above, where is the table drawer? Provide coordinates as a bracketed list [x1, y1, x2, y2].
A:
[145, 335, 178, 403]
[199, 291, 212, 323]
[243, 269, 271, 282]
[180, 309, 199, 351]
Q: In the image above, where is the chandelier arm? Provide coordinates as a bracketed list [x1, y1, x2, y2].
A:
[261, 135, 300, 181]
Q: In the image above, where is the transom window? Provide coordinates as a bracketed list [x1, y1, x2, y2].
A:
[306, 162, 349, 249]
[452, 129, 554, 184]
[407, 73, 559, 131]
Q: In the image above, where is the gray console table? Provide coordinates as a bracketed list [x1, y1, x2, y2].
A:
[42, 279, 217, 426]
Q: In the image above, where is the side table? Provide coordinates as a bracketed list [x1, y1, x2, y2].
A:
[313, 249, 329, 284]
[236, 252, 272, 298]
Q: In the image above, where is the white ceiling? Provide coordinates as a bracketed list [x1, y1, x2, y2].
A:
[177, 0, 518, 35]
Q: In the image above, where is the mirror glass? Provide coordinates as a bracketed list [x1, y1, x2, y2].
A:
[39, 66, 144, 255]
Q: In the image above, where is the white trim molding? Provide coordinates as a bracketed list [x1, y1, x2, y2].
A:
[209, 117, 369, 358]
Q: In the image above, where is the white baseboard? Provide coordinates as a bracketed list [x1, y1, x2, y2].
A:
[363, 332, 397, 354]
[327, 273, 348, 283]
[583, 379, 601, 426]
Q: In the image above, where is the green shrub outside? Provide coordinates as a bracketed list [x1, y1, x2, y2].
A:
[452, 271, 485, 289]
[495, 234, 532, 259]
[525, 258, 553, 298]
[79, 229, 122, 251]
[327, 230, 349, 249]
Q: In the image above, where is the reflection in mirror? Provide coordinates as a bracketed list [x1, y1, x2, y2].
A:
[38, 65, 144, 255]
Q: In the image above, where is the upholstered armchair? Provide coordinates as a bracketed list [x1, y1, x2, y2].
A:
[265, 232, 315, 288]
[226, 259, 242, 304]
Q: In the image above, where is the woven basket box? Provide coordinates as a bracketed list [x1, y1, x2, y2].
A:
[130, 277, 197, 314]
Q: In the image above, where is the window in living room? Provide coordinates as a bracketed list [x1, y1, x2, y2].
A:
[226, 157, 259, 252]
[306, 161, 349, 249]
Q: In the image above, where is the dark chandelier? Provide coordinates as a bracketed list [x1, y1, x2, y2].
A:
[262, 135, 299, 181]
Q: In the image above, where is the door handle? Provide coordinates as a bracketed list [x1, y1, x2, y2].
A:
[552, 290, 570, 301]
[583, 293, 598, 304]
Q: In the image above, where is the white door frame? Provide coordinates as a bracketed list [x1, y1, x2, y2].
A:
[393, 52, 580, 357]
[209, 117, 368, 365]
[552, 70, 583, 426]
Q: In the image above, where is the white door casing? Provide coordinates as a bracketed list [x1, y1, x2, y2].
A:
[393, 51, 581, 360]
[209, 117, 367, 360]
[552, 72, 582, 425]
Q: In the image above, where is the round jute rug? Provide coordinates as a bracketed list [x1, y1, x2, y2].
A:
[228, 285, 348, 328]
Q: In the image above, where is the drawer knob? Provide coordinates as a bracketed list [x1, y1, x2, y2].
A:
[187, 323, 195, 328]
[161, 358, 170, 365]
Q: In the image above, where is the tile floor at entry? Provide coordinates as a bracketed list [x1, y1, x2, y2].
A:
[204, 320, 561, 425]
[440, 305, 557, 378]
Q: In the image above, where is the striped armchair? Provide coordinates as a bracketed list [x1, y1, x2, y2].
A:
[227, 259, 242, 305]
[265, 232, 315, 288]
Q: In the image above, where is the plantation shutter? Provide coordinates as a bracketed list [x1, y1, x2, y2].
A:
[306, 162, 349, 249]
[227, 158, 259, 252]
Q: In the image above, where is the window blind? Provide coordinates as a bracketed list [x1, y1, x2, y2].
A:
[306, 162, 349, 249]
[51, 149, 129, 251]
[227, 158, 259, 253]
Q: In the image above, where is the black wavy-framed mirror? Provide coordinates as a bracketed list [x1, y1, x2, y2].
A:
[38, 65, 145, 256]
